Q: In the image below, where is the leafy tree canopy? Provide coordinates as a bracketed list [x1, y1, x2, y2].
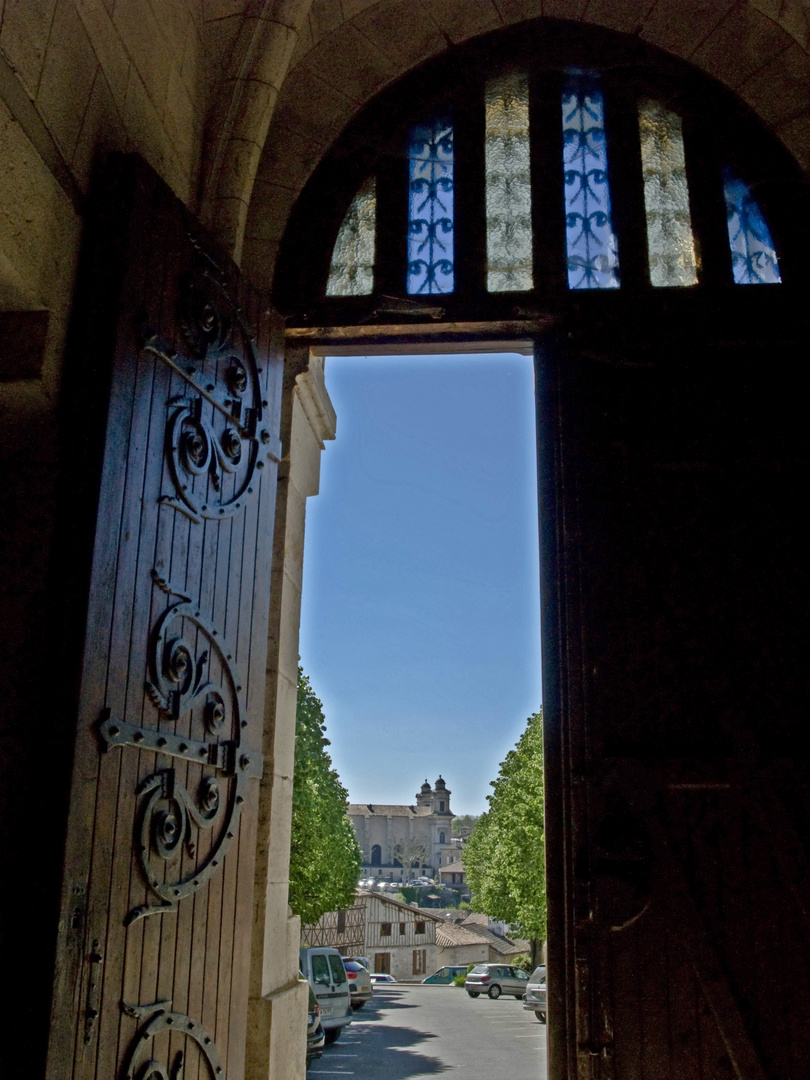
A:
[289, 667, 361, 925]
[451, 813, 481, 831]
[463, 711, 546, 953]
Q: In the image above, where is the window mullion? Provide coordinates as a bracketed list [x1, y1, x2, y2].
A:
[377, 145, 408, 298]
[530, 68, 566, 299]
[602, 76, 648, 292]
[455, 78, 486, 299]
[682, 114, 733, 288]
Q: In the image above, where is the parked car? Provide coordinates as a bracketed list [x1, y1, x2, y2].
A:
[464, 963, 531, 1000]
[369, 972, 397, 984]
[300, 947, 352, 1043]
[306, 984, 325, 1070]
[422, 965, 470, 985]
[343, 959, 373, 1008]
[522, 965, 547, 1022]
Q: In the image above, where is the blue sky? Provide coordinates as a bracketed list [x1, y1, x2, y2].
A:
[298, 352, 542, 816]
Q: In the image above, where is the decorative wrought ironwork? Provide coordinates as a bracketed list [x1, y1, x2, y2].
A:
[326, 176, 377, 296]
[407, 115, 454, 295]
[639, 98, 698, 287]
[121, 1001, 224, 1080]
[723, 168, 781, 285]
[485, 71, 533, 292]
[98, 577, 262, 923]
[561, 72, 620, 289]
[148, 266, 281, 524]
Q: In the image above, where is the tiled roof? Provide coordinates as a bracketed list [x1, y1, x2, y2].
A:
[435, 924, 490, 947]
[439, 860, 465, 874]
[460, 912, 488, 927]
[348, 803, 434, 817]
[434, 919, 527, 955]
[355, 889, 444, 920]
[429, 909, 468, 923]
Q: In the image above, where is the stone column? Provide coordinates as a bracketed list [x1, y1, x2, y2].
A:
[245, 346, 336, 1080]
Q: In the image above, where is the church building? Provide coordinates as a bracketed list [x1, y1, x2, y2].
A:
[349, 776, 456, 880]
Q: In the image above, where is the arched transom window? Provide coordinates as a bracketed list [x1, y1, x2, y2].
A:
[276, 23, 799, 319]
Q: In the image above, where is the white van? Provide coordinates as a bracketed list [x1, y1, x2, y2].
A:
[300, 947, 352, 1043]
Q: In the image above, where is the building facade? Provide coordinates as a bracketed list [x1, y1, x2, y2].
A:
[302, 891, 442, 982]
[363, 891, 440, 981]
[349, 777, 456, 881]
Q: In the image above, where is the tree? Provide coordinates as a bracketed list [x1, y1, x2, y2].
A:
[389, 837, 431, 873]
[288, 667, 362, 925]
[451, 813, 481, 832]
[463, 711, 546, 964]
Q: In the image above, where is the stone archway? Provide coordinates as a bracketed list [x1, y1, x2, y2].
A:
[234, 2, 810, 285]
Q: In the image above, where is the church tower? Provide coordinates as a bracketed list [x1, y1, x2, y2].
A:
[415, 779, 433, 808]
[431, 776, 452, 815]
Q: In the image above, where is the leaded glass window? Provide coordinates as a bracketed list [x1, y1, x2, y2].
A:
[639, 99, 698, 287]
[408, 115, 454, 294]
[326, 177, 377, 296]
[723, 169, 781, 285]
[309, 51, 789, 312]
[562, 72, 620, 289]
[485, 71, 533, 292]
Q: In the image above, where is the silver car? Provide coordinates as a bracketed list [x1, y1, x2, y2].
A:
[464, 963, 531, 1000]
[522, 965, 547, 1022]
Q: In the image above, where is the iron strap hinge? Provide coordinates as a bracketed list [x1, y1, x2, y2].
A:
[98, 712, 263, 779]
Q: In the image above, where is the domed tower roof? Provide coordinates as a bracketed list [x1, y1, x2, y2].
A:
[421, 780, 431, 792]
[434, 776, 447, 790]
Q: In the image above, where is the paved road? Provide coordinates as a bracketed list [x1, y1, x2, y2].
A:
[310, 983, 547, 1079]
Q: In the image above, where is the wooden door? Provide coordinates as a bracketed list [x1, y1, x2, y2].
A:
[46, 156, 283, 1080]
[539, 294, 810, 1080]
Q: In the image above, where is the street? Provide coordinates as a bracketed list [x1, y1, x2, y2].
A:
[310, 983, 548, 1078]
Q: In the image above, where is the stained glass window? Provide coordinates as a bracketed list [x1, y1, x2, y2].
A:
[562, 72, 619, 289]
[723, 169, 781, 285]
[639, 99, 697, 287]
[326, 176, 376, 296]
[407, 116, 454, 294]
[485, 71, 533, 292]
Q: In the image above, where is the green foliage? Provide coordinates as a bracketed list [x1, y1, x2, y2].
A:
[451, 814, 481, 831]
[289, 667, 361, 925]
[396, 884, 419, 904]
[510, 953, 533, 972]
[463, 711, 546, 948]
[453, 972, 467, 986]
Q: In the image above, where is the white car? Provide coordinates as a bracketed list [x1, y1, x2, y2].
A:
[300, 947, 352, 1043]
[343, 959, 374, 1009]
[522, 965, 547, 1022]
[369, 972, 397, 984]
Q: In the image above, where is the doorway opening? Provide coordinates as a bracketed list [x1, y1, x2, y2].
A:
[296, 345, 547, 1074]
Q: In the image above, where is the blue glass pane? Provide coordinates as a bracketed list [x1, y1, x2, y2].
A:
[408, 116, 454, 294]
[723, 169, 781, 285]
[562, 73, 620, 289]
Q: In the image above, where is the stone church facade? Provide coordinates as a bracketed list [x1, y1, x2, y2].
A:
[2, 4, 810, 1080]
[349, 776, 455, 880]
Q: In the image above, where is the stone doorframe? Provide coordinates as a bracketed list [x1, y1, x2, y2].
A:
[247, 344, 336, 1080]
